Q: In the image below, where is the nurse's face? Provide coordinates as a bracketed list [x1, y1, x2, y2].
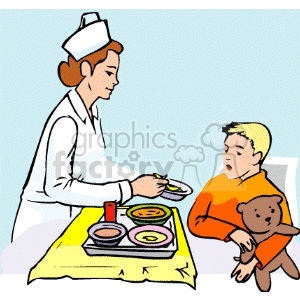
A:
[88, 50, 120, 100]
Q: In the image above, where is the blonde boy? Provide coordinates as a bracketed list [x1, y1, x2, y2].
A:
[188, 122, 293, 283]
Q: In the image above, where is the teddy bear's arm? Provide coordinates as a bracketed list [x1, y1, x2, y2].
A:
[276, 224, 300, 236]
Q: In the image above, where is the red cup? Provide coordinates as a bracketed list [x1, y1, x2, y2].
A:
[104, 202, 116, 222]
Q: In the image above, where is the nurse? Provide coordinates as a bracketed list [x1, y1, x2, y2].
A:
[12, 12, 168, 241]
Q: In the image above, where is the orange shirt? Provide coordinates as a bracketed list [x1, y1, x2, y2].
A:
[187, 171, 292, 269]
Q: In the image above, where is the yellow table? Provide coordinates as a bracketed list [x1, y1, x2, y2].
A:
[28, 207, 197, 288]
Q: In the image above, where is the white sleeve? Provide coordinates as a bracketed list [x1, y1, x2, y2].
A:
[44, 117, 133, 207]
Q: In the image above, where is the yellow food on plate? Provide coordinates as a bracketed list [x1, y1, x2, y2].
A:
[154, 174, 183, 192]
[135, 231, 167, 244]
[166, 184, 183, 192]
[154, 173, 167, 179]
[132, 208, 166, 218]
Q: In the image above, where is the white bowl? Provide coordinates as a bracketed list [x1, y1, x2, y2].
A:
[160, 179, 193, 201]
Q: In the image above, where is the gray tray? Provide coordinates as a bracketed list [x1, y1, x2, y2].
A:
[82, 207, 178, 259]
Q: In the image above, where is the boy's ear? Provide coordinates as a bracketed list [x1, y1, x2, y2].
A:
[237, 203, 246, 214]
[271, 195, 283, 204]
[252, 151, 262, 166]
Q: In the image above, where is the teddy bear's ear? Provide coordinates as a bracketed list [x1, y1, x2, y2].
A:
[237, 203, 246, 214]
[271, 195, 283, 204]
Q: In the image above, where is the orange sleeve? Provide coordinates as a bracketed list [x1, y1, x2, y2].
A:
[188, 191, 236, 241]
[255, 195, 292, 269]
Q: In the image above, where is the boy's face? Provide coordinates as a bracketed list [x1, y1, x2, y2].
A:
[223, 133, 260, 180]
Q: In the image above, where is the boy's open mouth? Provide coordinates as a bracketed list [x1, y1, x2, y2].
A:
[226, 164, 232, 171]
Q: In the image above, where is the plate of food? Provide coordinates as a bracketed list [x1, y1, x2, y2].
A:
[154, 173, 193, 201]
[128, 225, 174, 247]
[88, 222, 127, 247]
[126, 204, 172, 226]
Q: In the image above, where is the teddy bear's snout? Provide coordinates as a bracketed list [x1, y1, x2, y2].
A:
[265, 217, 271, 222]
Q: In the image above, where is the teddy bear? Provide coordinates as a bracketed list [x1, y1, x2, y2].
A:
[236, 194, 300, 292]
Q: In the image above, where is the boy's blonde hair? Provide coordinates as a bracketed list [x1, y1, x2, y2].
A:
[222, 122, 272, 162]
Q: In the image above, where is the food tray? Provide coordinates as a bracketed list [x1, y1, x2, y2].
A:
[82, 208, 178, 259]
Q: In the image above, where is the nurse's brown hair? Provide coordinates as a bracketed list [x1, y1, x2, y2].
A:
[58, 40, 123, 87]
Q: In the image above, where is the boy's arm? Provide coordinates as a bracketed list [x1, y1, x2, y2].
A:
[188, 191, 237, 241]
[254, 196, 292, 269]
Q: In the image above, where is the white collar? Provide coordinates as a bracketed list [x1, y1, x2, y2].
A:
[68, 89, 99, 123]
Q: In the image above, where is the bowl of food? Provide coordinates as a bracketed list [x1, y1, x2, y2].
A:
[128, 225, 174, 247]
[88, 222, 127, 247]
[126, 204, 172, 226]
[154, 173, 193, 201]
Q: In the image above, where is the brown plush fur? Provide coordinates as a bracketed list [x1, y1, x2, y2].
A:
[237, 195, 300, 291]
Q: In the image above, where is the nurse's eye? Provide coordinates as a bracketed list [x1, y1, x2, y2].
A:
[106, 71, 113, 76]
[237, 151, 242, 156]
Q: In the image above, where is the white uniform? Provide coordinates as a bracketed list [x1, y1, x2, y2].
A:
[12, 89, 139, 241]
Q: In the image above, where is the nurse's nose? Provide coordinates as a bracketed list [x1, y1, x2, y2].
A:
[113, 76, 119, 86]
[265, 217, 271, 222]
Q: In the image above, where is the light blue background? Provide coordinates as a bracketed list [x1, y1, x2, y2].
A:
[0, 10, 299, 272]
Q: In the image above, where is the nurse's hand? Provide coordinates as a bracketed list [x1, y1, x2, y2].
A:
[131, 174, 169, 198]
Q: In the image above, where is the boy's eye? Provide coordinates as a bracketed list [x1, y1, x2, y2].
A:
[106, 71, 113, 76]
[237, 151, 242, 156]
[256, 214, 260, 218]
[271, 209, 275, 213]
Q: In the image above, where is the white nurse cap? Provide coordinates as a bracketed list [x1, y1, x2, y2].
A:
[62, 12, 111, 61]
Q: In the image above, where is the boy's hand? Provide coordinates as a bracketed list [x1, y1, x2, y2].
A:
[231, 257, 258, 282]
[229, 229, 256, 252]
